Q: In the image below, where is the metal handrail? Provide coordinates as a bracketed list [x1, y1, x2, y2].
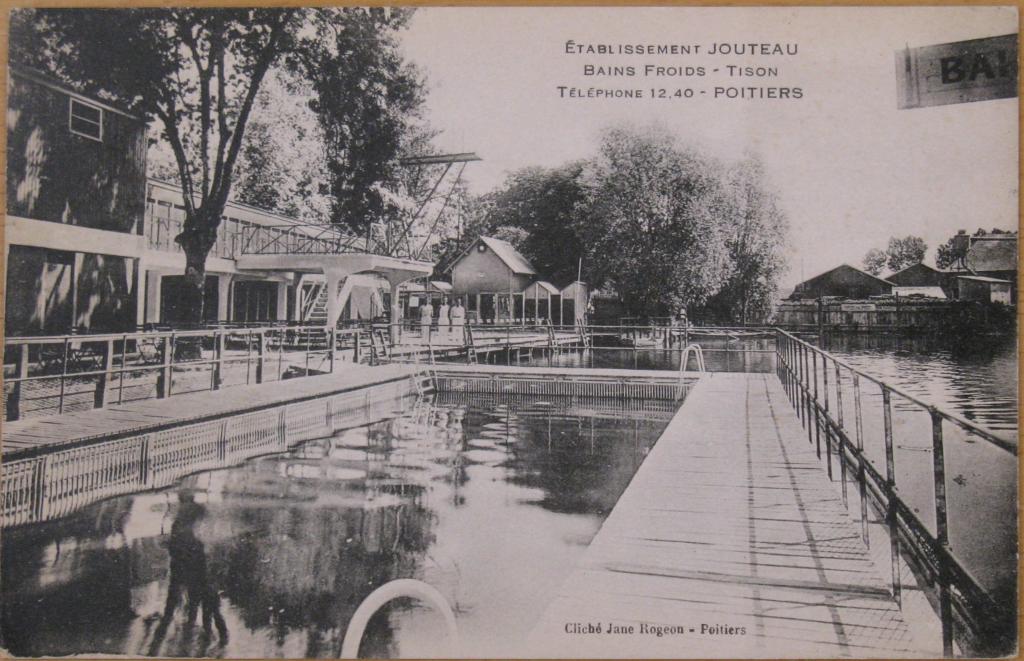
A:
[2, 325, 367, 422]
[774, 328, 1015, 656]
[776, 329, 1014, 455]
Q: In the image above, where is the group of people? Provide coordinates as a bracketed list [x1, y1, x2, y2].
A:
[418, 296, 467, 342]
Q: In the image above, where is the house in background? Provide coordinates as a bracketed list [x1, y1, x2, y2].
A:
[964, 234, 1017, 300]
[788, 264, 894, 300]
[447, 236, 591, 324]
[886, 263, 954, 294]
[955, 275, 1013, 304]
[449, 236, 537, 323]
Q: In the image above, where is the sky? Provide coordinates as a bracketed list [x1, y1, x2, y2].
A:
[399, 7, 1018, 288]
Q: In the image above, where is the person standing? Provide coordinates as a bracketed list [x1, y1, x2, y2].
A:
[419, 297, 434, 337]
[450, 297, 467, 344]
[437, 297, 450, 343]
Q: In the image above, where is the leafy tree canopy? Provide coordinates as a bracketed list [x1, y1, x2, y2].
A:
[862, 235, 926, 275]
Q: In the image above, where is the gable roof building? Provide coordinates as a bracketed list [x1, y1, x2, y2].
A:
[789, 264, 894, 300]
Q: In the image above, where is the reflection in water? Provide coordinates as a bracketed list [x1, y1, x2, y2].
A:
[148, 494, 227, 656]
[1, 395, 673, 658]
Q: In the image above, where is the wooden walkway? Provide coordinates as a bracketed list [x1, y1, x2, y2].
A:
[2, 364, 417, 459]
[527, 373, 938, 658]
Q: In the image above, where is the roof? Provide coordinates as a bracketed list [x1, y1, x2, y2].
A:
[887, 263, 948, 278]
[797, 264, 895, 289]
[965, 236, 1017, 272]
[476, 237, 537, 275]
[9, 64, 143, 121]
[956, 275, 1012, 284]
[892, 286, 947, 299]
[526, 280, 560, 295]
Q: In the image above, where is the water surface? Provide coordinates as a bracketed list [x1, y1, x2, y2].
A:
[1, 393, 677, 658]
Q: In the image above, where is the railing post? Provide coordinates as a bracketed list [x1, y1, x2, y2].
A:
[835, 363, 848, 505]
[212, 330, 224, 390]
[157, 333, 174, 398]
[255, 330, 266, 384]
[812, 350, 821, 458]
[57, 338, 70, 414]
[95, 338, 115, 408]
[830, 363, 843, 483]
[328, 327, 337, 373]
[931, 410, 954, 656]
[10, 344, 30, 421]
[882, 386, 902, 606]
[853, 374, 869, 545]
[354, 330, 362, 364]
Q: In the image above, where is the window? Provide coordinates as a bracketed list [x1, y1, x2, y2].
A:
[69, 98, 103, 141]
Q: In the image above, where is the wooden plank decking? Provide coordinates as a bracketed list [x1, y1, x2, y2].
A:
[527, 372, 939, 658]
[1, 363, 418, 459]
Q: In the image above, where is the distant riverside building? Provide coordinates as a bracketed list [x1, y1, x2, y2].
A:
[885, 263, 954, 294]
[5, 67, 431, 337]
[788, 264, 894, 300]
[963, 233, 1017, 300]
[955, 275, 1013, 304]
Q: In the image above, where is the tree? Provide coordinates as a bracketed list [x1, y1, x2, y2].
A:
[13, 8, 299, 321]
[885, 235, 927, 272]
[861, 235, 926, 275]
[863, 248, 888, 275]
[698, 155, 789, 324]
[576, 125, 732, 317]
[288, 8, 426, 238]
[473, 163, 590, 286]
[13, 7, 425, 322]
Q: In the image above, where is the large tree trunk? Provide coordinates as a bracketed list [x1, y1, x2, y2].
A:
[176, 208, 221, 325]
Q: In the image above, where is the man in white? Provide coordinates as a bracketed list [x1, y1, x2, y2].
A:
[419, 298, 434, 339]
[450, 297, 466, 344]
[436, 297, 450, 344]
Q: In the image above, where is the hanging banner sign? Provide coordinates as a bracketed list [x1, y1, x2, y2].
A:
[896, 34, 1018, 109]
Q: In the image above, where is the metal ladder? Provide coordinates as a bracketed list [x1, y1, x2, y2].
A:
[677, 343, 706, 400]
[577, 322, 592, 348]
[370, 328, 390, 366]
[679, 343, 706, 373]
[547, 321, 561, 355]
[465, 325, 478, 364]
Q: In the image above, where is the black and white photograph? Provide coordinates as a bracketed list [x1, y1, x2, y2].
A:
[0, 5, 1018, 658]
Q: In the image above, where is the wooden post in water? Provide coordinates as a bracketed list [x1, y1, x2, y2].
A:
[930, 410, 954, 656]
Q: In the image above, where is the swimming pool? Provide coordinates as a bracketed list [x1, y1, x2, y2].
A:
[1, 390, 684, 658]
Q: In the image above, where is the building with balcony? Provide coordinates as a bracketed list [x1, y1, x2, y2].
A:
[5, 68, 433, 337]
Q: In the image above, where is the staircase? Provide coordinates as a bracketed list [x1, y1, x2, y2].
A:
[302, 284, 329, 325]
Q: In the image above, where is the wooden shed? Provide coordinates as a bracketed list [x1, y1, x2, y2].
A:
[559, 281, 590, 326]
[789, 264, 893, 300]
[450, 236, 537, 323]
[523, 280, 560, 324]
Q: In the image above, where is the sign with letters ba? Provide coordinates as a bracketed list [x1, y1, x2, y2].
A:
[896, 33, 1017, 109]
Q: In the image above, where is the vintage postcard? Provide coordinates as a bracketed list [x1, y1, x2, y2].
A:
[0, 5, 1018, 659]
